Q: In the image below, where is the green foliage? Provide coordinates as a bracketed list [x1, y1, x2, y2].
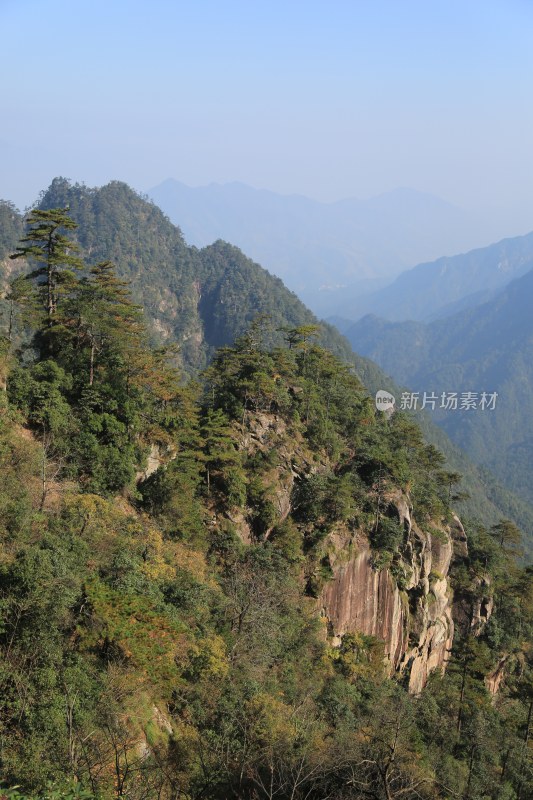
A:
[0, 200, 532, 800]
[0, 201, 24, 259]
[370, 515, 404, 554]
[346, 267, 533, 543]
[5, 177, 527, 542]
[29, 179, 354, 377]
[7, 212, 193, 495]
[8, 361, 73, 437]
[9, 208, 83, 358]
[268, 517, 303, 564]
[139, 454, 205, 543]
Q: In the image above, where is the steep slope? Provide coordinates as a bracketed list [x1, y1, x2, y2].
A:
[0, 201, 24, 330]
[35, 178, 354, 372]
[2, 180, 533, 545]
[356, 359, 533, 552]
[227, 395, 462, 696]
[1, 189, 532, 799]
[330, 230, 533, 322]
[148, 179, 488, 296]
[2, 323, 530, 799]
[347, 269, 533, 509]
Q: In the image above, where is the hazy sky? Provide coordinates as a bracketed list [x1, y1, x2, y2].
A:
[2, 0, 533, 232]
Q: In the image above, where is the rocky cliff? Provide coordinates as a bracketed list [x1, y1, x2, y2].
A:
[220, 410, 476, 694]
[319, 513, 458, 694]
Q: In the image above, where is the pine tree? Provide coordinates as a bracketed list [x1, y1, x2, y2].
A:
[200, 407, 239, 495]
[10, 208, 83, 356]
[490, 519, 524, 559]
[72, 260, 139, 386]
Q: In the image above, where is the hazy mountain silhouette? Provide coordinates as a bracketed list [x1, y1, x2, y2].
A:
[148, 179, 490, 301]
[346, 268, 533, 506]
[328, 231, 533, 322]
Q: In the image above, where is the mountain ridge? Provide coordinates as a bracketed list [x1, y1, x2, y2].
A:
[148, 178, 491, 299]
[2, 250, 530, 795]
[332, 230, 533, 322]
[346, 267, 533, 510]
[1, 180, 532, 543]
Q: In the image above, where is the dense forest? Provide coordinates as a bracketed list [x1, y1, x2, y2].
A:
[346, 273, 533, 512]
[33, 178, 353, 371]
[2, 181, 533, 543]
[0, 207, 532, 799]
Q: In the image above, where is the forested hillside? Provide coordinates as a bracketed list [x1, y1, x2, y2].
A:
[1, 180, 533, 539]
[0, 207, 532, 799]
[347, 270, 533, 510]
[35, 178, 353, 372]
[328, 230, 533, 323]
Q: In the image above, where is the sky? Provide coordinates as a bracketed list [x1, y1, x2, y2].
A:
[2, 0, 533, 233]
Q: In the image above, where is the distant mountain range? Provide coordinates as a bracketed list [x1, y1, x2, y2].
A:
[326, 230, 533, 322]
[346, 268, 533, 508]
[148, 179, 494, 301]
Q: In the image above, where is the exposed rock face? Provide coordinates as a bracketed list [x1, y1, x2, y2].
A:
[227, 411, 464, 693]
[450, 514, 468, 559]
[448, 515, 493, 643]
[320, 505, 495, 694]
[137, 704, 174, 761]
[320, 512, 455, 693]
[469, 586, 494, 636]
[136, 443, 177, 483]
[225, 507, 253, 544]
[485, 655, 509, 697]
[321, 539, 408, 667]
[238, 412, 321, 539]
[452, 573, 494, 639]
